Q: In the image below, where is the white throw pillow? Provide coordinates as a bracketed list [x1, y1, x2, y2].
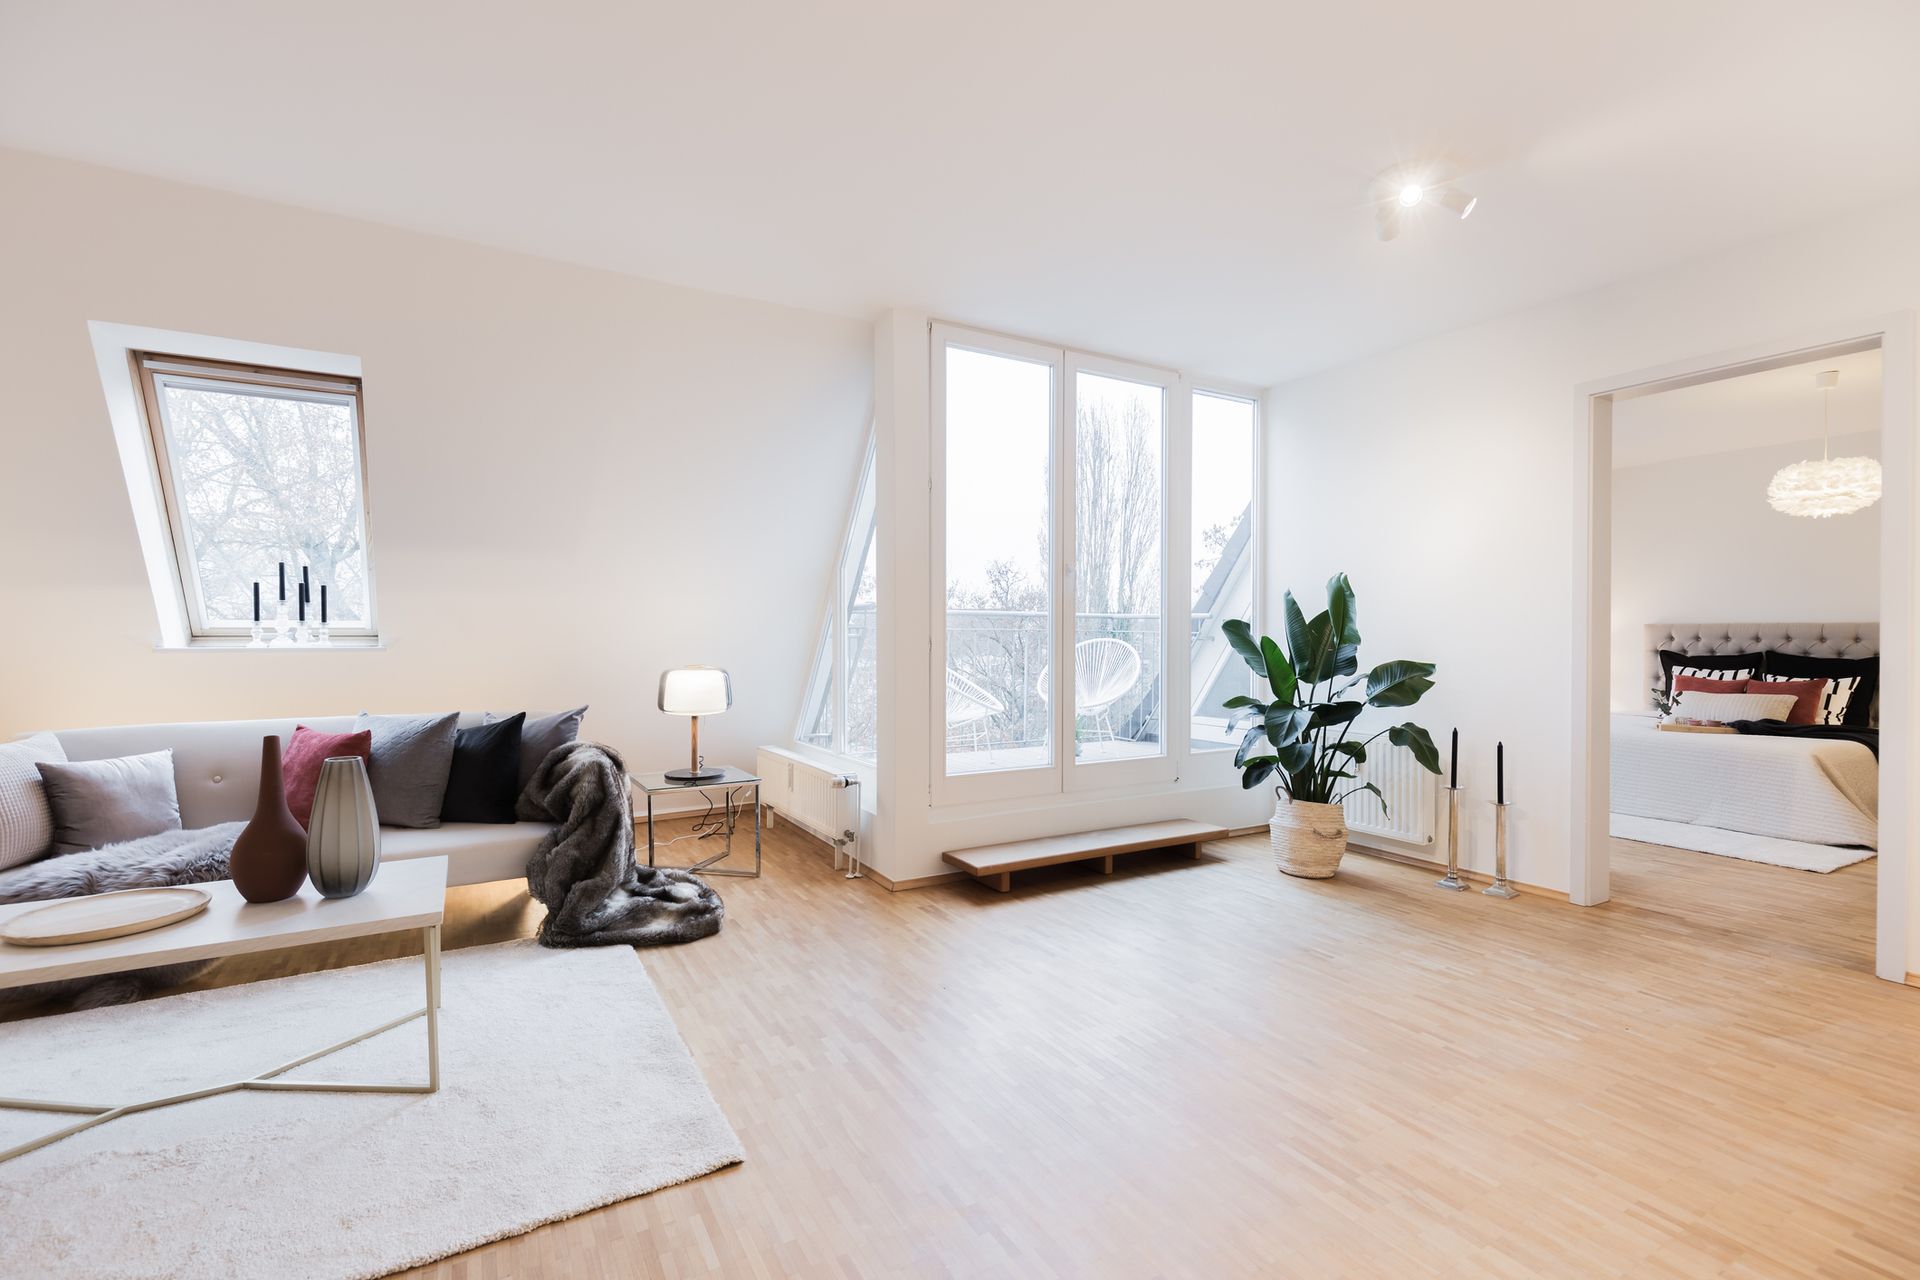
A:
[0, 732, 68, 870]
[1668, 690, 1799, 725]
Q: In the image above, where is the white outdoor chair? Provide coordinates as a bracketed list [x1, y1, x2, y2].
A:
[946, 669, 1005, 754]
[1036, 637, 1143, 742]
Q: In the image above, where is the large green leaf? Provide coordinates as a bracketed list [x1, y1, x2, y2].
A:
[1220, 618, 1266, 678]
[1365, 660, 1437, 708]
[1332, 642, 1360, 678]
[1329, 740, 1368, 764]
[1240, 758, 1278, 790]
[1276, 740, 1314, 775]
[1259, 637, 1297, 704]
[1234, 726, 1269, 767]
[1293, 612, 1335, 683]
[1221, 694, 1263, 709]
[1308, 700, 1364, 728]
[1326, 573, 1360, 648]
[1283, 592, 1311, 673]
[1387, 723, 1443, 774]
[1264, 705, 1311, 748]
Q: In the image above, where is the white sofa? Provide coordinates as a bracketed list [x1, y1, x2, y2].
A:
[50, 716, 554, 888]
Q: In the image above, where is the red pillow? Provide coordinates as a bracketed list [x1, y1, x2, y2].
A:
[1744, 677, 1829, 727]
[1672, 673, 1749, 697]
[282, 725, 372, 829]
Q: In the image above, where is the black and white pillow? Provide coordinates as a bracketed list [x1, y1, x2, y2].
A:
[1756, 652, 1880, 727]
[1657, 650, 1762, 705]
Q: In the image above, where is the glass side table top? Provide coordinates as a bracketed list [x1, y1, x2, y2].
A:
[628, 766, 760, 794]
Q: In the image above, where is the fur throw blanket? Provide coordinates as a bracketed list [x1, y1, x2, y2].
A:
[519, 740, 725, 948]
[0, 822, 241, 1009]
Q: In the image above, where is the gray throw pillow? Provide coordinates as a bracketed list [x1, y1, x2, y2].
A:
[0, 732, 69, 870]
[36, 750, 182, 856]
[487, 706, 587, 791]
[354, 712, 460, 829]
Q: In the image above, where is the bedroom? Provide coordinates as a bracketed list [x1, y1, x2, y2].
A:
[1608, 346, 1884, 940]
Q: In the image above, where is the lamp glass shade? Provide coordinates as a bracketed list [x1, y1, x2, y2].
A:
[659, 666, 732, 716]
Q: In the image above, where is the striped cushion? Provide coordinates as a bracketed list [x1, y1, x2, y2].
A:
[1668, 690, 1799, 725]
[1754, 672, 1862, 727]
[0, 732, 67, 870]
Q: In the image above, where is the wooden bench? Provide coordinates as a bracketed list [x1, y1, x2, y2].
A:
[942, 819, 1228, 892]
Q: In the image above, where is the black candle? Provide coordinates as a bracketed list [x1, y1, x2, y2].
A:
[1449, 728, 1459, 789]
[253, 581, 261, 623]
[301, 565, 310, 601]
[1497, 742, 1505, 805]
[278, 562, 287, 602]
[320, 584, 328, 625]
[298, 588, 306, 624]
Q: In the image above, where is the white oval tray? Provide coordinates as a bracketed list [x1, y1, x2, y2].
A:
[0, 886, 212, 947]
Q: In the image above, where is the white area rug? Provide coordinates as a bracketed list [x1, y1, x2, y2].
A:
[0, 941, 743, 1280]
[1611, 812, 1877, 873]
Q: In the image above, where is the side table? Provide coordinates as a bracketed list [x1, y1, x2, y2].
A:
[629, 766, 762, 878]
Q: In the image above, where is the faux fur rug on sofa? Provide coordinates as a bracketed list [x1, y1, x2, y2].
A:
[0, 822, 241, 1008]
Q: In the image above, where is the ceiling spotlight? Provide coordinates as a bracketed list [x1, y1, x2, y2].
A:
[1397, 183, 1425, 208]
[1433, 185, 1478, 219]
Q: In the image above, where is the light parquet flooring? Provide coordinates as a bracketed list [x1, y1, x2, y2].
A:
[10, 822, 1919, 1278]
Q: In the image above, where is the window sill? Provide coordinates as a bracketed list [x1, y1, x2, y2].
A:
[154, 637, 386, 651]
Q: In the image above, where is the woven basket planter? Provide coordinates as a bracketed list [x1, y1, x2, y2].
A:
[1270, 797, 1348, 879]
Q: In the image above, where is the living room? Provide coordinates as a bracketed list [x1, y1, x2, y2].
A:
[5, 3, 1920, 1277]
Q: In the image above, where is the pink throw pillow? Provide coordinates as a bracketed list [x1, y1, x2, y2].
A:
[282, 725, 373, 829]
[1744, 678, 1829, 727]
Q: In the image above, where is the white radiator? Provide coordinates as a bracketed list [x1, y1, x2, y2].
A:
[756, 746, 863, 868]
[1340, 742, 1438, 845]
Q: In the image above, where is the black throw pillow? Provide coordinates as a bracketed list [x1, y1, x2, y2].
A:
[440, 714, 525, 824]
[1761, 651, 1880, 727]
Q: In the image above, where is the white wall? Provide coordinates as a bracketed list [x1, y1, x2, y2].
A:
[0, 149, 873, 780]
[1610, 430, 1881, 712]
[1264, 192, 1918, 917]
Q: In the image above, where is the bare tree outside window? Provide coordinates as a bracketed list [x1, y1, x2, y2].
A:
[139, 356, 375, 636]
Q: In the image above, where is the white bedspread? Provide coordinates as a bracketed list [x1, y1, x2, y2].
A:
[1609, 714, 1878, 849]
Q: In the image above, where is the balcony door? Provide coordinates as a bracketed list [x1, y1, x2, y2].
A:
[932, 324, 1181, 803]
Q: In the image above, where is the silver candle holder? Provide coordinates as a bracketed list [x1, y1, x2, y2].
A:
[1437, 785, 1469, 891]
[1484, 802, 1518, 898]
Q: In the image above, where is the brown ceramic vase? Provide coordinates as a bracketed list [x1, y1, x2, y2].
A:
[230, 735, 310, 903]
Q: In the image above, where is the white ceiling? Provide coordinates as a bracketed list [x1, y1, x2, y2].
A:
[1611, 348, 1883, 469]
[4, 1, 1918, 385]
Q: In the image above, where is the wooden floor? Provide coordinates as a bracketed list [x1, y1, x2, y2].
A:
[11, 823, 1919, 1278]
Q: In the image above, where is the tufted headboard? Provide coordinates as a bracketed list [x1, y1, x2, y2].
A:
[1643, 622, 1879, 716]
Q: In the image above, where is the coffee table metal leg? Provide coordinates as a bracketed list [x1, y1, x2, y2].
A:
[424, 923, 441, 1092]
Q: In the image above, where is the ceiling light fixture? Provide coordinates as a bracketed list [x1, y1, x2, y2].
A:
[1373, 166, 1479, 241]
[1766, 369, 1881, 518]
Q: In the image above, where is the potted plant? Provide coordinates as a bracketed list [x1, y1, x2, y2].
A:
[1222, 574, 1441, 878]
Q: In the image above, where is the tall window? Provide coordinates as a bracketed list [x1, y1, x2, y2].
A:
[797, 436, 877, 762]
[941, 340, 1057, 777]
[1073, 370, 1164, 762]
[135, 353, 376, 639]
[1189, 391, 1257, 750]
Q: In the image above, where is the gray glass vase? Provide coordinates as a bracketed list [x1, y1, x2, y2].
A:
[306, 755, 381, 898]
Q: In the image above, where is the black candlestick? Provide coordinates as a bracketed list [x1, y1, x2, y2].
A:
[320, 585, 328, 625]
[278, 562, 287, 602]
[253, 581, 261, 623]
[301, 565, 310, 601]
[1449, 728, 1459, 789]
[1497, 742, 1505, 805]
[298, 590, 306, 624]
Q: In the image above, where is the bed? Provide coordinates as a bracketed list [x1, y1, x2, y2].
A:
[1609, 623, 1880, 868]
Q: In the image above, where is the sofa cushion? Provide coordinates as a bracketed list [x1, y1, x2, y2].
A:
[441, 714, 522, 824]
[380, 821, 550, 886]
[354, 712, 460, 829]
[488, 706, 587, 791]
[0, 732, 68, 870]
[36, 750, 182, 856]
[283, 725, 372, 828]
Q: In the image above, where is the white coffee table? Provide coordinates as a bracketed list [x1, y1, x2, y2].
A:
[0, 855, 448, 1165]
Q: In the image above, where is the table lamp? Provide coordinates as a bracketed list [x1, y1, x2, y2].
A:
[659, 665, 731, 782]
